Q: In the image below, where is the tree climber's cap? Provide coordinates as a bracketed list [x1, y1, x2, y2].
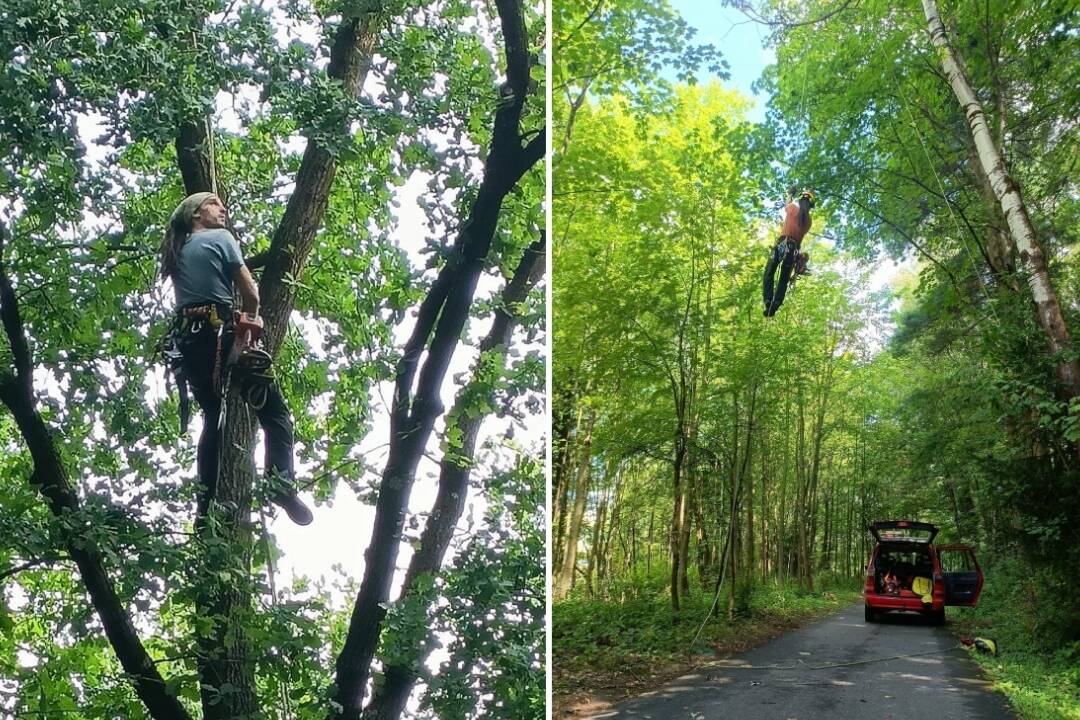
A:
[169, 192, 217, 231]
[799, 189, 817, 207]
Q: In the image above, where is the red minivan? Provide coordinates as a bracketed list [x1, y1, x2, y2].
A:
[863, 520, 983, 624]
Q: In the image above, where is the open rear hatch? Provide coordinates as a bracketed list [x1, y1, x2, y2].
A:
[869, 520, 938, 545]
[938, 545, 984, 606]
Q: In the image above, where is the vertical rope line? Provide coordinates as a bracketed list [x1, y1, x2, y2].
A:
[259, 507, 296, 720]
[899, 96, 997, 318]
[190, 29, 219, 197]
[205, 113, 218, 196]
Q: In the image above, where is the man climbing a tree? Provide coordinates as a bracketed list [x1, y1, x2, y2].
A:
[159, 192, 313, 525]
[763, 187, 815, 317]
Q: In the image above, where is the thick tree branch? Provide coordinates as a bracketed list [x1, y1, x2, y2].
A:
[258, 11, 381, 357]
[175, 120, 219, 197]
[364, 236, 545, 720]
[329, 1, 544, 716]
[0, 225, 31, 386]
[0, 227, 194, 720]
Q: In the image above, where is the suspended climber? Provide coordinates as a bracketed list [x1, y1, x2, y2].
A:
[762, 187, 815, 317]
[159, 192, 313, 525]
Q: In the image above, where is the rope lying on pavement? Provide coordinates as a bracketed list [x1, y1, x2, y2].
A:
[706, 646, 964, 671]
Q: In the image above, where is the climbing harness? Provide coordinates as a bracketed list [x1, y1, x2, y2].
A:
[160, 304, 275, 435]
[159, 304, 226, 432]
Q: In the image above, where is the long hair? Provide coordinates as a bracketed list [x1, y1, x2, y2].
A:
[159, 218, 189, 281]
[797, 196, 813, 233]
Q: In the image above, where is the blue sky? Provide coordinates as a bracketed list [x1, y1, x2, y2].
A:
[669, 1, 776, 124]
[665, 2, 909, 305]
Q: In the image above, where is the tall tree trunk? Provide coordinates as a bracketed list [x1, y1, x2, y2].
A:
[694, 478, 710, 592]
[760, 433, 770, 581]
[604, 471, 624, 586]
[172, 11, 383, 717]
[553, 394, 585, 574]
[923, 0, 1080, 401]
[670, 421, 689, 614]
[329, 3, 545, 713]
[746, 437, 755, 581]
[678, 463, 694, 597]
[646, 508, 654, 577]
[555, 410, 596, 600]
[795, 387, 810, 590]
[586, 481, 608, 596]
[362, 238, 544, 720]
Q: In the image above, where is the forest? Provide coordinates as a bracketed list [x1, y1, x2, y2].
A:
[552, 0, 1079, 717]
[0, 1, 545, 719]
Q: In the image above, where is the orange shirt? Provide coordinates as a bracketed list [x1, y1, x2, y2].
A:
[780, 201, 811, 242]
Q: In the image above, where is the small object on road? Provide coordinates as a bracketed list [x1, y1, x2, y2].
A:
[960, 636, 998, 655]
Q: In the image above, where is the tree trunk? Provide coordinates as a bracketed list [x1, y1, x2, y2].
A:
[923, 0, 1080, 400]
[603, 470, 624, 587]
[745, 435, 755, 580]
[171, 12, 384, 717]
[552, 398, 583, 575]
[678, 462, 694, 597]
[329, 2, 544, 713]
[694, 479, 710, 592]
[670, 423, 689, 614]
[646, 508, 654, 576]
[796, 387, 810, 590]
[586, 483, 608, 596]
[362, 238, 544, 720]
[555, 410, 596, 600]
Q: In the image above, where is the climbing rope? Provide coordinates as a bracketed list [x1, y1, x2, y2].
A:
[258, 507, 296, 720]
[704, 645, 964, 672]
[898, 91, 998, 320]
[205, 113, 218, 196]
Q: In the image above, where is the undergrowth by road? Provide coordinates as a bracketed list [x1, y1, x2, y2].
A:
[948, 557, 1080, 720]
[552, 574, 860, 718]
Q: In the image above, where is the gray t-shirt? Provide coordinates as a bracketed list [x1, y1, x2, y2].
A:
[175, 228, 244, 308]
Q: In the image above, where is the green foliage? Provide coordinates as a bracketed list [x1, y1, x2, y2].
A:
[0, 0, 544, 716]
[554, 576, 856, 677]
[555, 4, 1078, 719]
[424, 454, 546, 720]
[952, 556, 1080, 720]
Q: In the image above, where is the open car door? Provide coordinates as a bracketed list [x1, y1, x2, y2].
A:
[937, 545, 984, 606]
[869, 520, 938, 545]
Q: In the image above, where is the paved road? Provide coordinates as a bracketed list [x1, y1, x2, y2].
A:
[586, 602, 1014, 720]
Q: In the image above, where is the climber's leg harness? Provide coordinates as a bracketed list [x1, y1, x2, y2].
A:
[162, 304, 275, 433]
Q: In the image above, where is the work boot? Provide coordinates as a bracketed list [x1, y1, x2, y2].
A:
[270, 486, 313, 526]
[795, 252, 810, 276]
